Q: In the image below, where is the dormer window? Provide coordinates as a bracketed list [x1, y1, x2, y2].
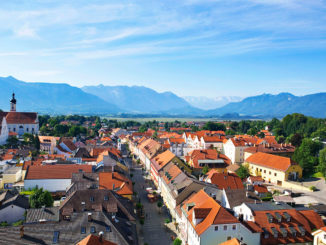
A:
[90, 226, 96, 233]
[298, 226, 305, 236]
[81, 227, 86, 234]
[280, 227, 287, 237]
[266, 213, 273, 223]
[283, 212, 291, 222]
[262, 228, 269, 238]
[275, 212, 282, 222]
[271, 227, 278, 238]
[289, 227, 296, 237]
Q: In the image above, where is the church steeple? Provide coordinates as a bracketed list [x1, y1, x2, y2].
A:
[10, 92, 16, 112]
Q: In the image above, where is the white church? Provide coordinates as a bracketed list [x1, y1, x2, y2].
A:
[0, 93, 39, 145]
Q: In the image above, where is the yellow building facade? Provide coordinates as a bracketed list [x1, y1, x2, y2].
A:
[245, 152, 302, 186]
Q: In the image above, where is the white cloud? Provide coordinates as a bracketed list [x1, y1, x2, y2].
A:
[14, 24, 38, 38]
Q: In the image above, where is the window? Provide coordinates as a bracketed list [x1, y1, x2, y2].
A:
[232, 225, 236, 230]
[260, 169, 262, 172]
[215, 226, 218, 231]
[53, 231, 60, 244]
[274, 173, 277, 176]
[26, 128, 29, 132]
[269, 171, 271, 175]
[104, 196, 109, 201]
[264, 170, 266, 173]
[81, 227, 86, 234]
[227, 236, 231, 240]
[224, 225, 227, 231]
[90, 196, 94, 202]
[106, 225, 111, 232]
[90, 226, 96, 233]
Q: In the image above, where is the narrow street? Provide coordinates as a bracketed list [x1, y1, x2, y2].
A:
[122, 144, 176, 245]
[132, 166, 176, 245]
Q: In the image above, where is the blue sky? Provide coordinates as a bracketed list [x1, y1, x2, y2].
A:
[0, 0, 325, 97]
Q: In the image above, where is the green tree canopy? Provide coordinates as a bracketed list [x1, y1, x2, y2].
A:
[292, 138, 323, 177]
[29, 188, 54, 208]
[203, 121, 226, 131]
[236, 164, 250, 180]
[318, 148, 326, 177]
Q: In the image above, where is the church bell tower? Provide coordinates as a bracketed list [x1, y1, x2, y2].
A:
[10, 93, 16, 112]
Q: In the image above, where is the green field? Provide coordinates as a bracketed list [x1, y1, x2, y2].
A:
[103, 117, 223, 122]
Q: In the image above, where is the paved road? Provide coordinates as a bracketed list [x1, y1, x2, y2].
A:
[268, 178, 326, 205]
[132, 167, 175, 245]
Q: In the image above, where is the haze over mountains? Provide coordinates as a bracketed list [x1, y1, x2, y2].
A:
[183, 96, 242, 109]
[0, 76, 326, 118]
[82, 85, 195, 114]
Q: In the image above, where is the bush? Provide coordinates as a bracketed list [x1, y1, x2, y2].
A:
[29, 187, 54, 208]
[165, 218, 171, 224]
[173, 238, 182, 245]
[12, 220, 24, 227]
[236, 164, 250, 180]
[309, 186, 317, 192]
[0, 221, 8, 227]
[261, 196, 273, 201]
[139, 219, 144, 225]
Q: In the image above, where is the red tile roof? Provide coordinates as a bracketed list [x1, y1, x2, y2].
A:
[76, 234, 117, 245]
[245, 143, 295, 154]
[206, 172, 244, 190]
[99, 172, 133, 196]
[0, 111, 38, 124]
[151, 150, 175, 172]
[183, 190, 239, 236]
[246, 152, 297, 172]
[139, 138, 161, 159]
[253, 185, 269, 193]
[219, 238, 241, 245]
[25, 164, 92, 179]
[201, 136, 225, 142]
[187, 149, 230, 169]
[251, 208, 324, 245]
[61, 139, 77, 152]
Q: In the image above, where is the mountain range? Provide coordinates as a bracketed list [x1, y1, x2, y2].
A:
[82, 84, 197, 114]
[0, 76, 326, 118]
[183, 96, 242, 109]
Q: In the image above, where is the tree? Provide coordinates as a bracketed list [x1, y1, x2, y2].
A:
[292, 139, 323, 177]
[203, 121, 226, 131]
[236, 164, 250, 180]
[230, 121, 239, 132]
[257, 132, 265, 138]
[202, 166, 209, 175]
[247, 128, 258, 136]
[288, 133, 302, 147]
[173, 238, 182, 245]
[238, 121, 251, 134]
[157, 201, 163, 213]
[29, 188, 54, 208]
[318, 148, 326, 177]
[6, 136, 19, 148]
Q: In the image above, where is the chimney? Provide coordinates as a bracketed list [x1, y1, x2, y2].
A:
[99, 231, 104, 242]
[88, 212, 92, 222]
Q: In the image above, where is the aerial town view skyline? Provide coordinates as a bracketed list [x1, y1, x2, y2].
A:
[1, 1, 326, 245]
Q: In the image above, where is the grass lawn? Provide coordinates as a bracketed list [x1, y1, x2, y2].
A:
[20, 190, 34, 195]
